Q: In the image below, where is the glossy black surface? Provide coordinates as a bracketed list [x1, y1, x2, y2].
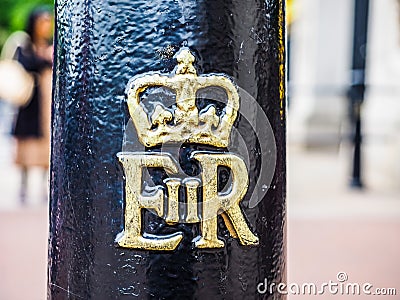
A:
[49, 0, 286, 299]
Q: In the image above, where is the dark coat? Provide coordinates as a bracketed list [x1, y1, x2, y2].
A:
[12, 45, 52, 138]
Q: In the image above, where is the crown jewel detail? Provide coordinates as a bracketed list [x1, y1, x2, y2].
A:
[126, 48, 240, 147]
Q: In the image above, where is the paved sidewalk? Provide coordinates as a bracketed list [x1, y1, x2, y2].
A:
[288, 218, 400, 299]
[0, 209, 47, 300]
[287, 147, 400, 299]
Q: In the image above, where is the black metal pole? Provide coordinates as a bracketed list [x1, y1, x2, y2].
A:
[48, 1, 286, 299]
[348, 0, 369, 188]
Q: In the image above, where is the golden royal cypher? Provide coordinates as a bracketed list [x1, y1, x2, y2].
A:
[117, 48, 258, 250]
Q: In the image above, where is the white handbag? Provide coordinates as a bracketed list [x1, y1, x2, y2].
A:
[0, 31, 34, 107]
[0, 59, 34, 107]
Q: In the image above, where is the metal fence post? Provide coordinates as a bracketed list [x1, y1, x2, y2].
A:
[348, 0, 370, 188]
[48, 1, 286, 298]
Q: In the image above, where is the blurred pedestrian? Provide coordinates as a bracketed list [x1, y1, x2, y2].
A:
[11, 7, 53, 203]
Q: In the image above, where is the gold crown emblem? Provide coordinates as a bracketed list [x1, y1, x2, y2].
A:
[126, 48, 240, 148]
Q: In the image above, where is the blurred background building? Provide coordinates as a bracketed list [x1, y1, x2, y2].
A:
[289, 0, 400, 191]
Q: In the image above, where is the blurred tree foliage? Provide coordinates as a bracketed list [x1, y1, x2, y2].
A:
[0, 0, 53, 50]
